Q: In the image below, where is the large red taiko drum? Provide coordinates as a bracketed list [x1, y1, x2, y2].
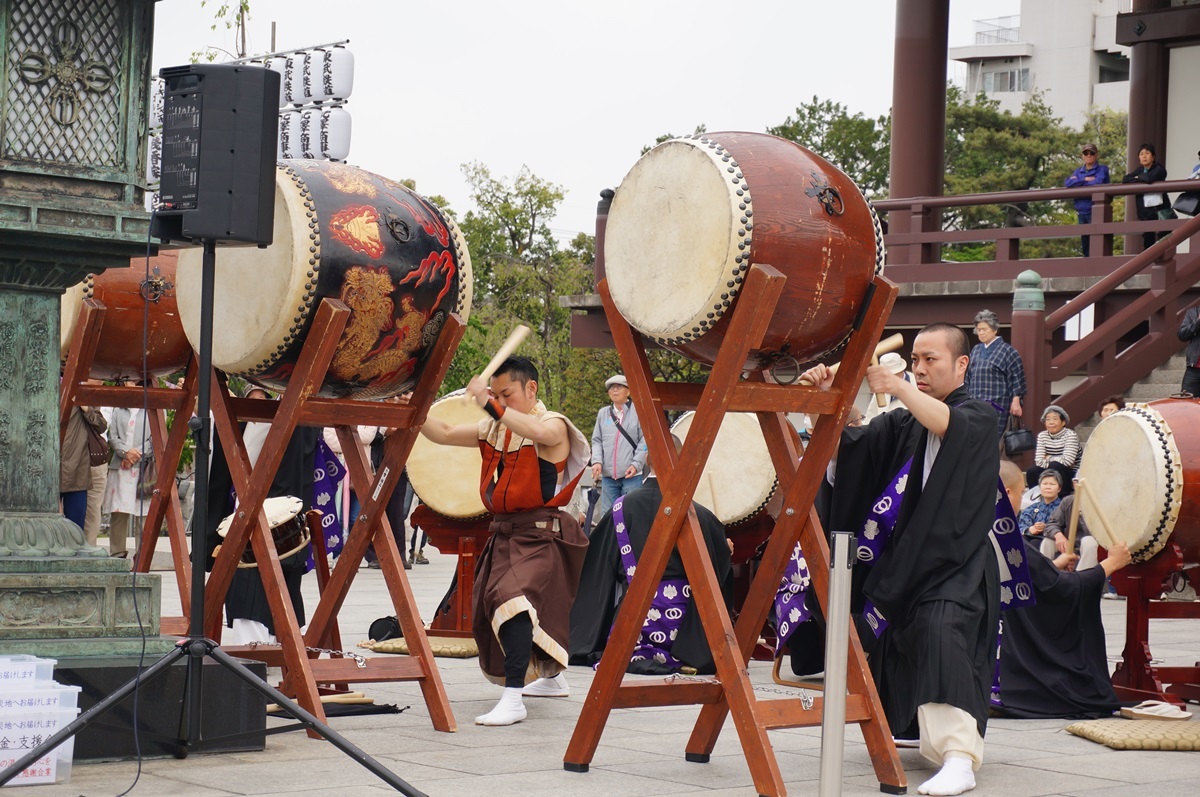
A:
[603, 132, 883, 369]
[60, 251, 193, 381]
[1076, 398, 1200, 564]
[175, 160, 473, 400]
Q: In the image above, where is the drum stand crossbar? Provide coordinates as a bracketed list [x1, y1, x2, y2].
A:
[562, 266, 906, 797]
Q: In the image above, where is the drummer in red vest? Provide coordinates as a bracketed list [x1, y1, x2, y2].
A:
[418, 356, 591, 726]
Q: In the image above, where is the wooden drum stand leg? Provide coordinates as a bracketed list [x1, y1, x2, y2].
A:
[563, 268, 905, 797]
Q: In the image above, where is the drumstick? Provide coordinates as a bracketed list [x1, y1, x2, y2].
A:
[799, 333, 905, 385]
[1077, 477, 1121, 549]
[1067, 478, 1084, 553]
[464, 324, 531, 403]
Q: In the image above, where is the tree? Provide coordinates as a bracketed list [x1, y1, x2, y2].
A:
[768, 97, 891, 198]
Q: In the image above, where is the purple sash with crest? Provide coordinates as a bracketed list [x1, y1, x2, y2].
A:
[608, 495, 690, 671]
[773, 541, 814, 655]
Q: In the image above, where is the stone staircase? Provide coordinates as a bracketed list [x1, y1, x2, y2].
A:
[1074, 352, 1188, 445]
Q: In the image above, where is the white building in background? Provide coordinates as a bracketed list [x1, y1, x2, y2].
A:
[949, 0, 1130, 128]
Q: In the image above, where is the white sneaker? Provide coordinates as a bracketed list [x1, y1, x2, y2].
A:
[522, 672, 569, 697]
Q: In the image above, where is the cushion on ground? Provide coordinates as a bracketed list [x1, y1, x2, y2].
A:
[1065, 718, 1200, 750]
[363, 636, 479, 658]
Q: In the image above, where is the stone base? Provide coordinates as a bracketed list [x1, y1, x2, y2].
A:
[56, 654, 267, 760]
[0, 559, 161, 641]
[0, 511, 109, 557]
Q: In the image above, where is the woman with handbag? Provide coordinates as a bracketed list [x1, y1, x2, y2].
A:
[1122, 143, 1168, 250]
[102, 392, 153, 558]
[60, 403, 107, 533]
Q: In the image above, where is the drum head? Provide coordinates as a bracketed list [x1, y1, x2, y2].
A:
[1076, 405, 1182, 562]
[217, 495, 304, 537]
[407, 390, 487, 518]
[670, 411, 777, 525]
[606, 139, 743, 342]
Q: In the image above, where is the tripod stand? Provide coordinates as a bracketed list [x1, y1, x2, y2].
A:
[0, 240, 423, 795]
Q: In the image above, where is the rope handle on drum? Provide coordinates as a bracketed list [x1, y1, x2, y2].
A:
[246, 640, 368, 668]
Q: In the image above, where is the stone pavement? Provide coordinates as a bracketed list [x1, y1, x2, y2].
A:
[9, 541, 1199, 796]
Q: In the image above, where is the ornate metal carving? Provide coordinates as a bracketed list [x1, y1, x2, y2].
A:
[3, 0, 125, 165]
[17, 19, 114, 125]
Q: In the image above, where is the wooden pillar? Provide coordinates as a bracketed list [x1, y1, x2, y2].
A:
[1010, 270, 1047, 448]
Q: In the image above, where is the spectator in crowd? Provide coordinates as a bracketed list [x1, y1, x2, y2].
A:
[83, 380, 110, 547]
[1064, 142, 1110, 256]
[1097, 394, 1125, 421]
[60, 402, 107, 534]
[322, 424, 379, 542]
[1122, 143, 1169, 251]
[102, 392, 152, 558]
[1018, 470, 1064, 544]
[1026, 404, 1080, 493]
[965, 309, 1027, 437]
[589, 374, 647, 519]
[1178, 305, 1200, 397]
[1042, 493, 1100, 572]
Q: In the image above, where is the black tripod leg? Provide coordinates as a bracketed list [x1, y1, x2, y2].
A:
[206, 644, 425, 796]
[0, 643, 189, 786]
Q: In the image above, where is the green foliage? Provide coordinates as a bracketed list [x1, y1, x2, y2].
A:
[768, 97, 891, 198]
[640, 124, 707, 156]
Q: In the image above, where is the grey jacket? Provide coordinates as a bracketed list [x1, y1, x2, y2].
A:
[590, 400, 647, 479]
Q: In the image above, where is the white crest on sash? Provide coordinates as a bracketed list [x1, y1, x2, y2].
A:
[788, 607, 802, 623]
[650, 631, 667, 644]
[866, 613, 879, 631]
[663, 584, 678, 600]
[621, 544, 632, 555]
[653, 652, 667, 664]
[321, 513, 336, 529]
[626, 565, 636, 578]
[682, 585, 691, 598]
[315, 467, 326, 481]
[647, 608, 661, 622]
[857, 545, 875, 562]
[790, 570, 810, 589]
[863, 519, 879, 540]
[631, 654, 645, 662]
[1005, 548, 1024, 568]
[779, 621, 790, 636]
[669, 629, 678, 641]
[1016, 582, 1032, 602]
[992, 516, 1016, 536]
[873, 496, 893, 514]
[1000, 585, 1013, 605]
[316, 491, 331, 506]
[326, 534, 340, 548]
[781, 593, 792, 605]
[615, 521, 625, 533]
[665, 607, 683, 620]
[791, 541, 803, 561]
[896, 474, 909, 493]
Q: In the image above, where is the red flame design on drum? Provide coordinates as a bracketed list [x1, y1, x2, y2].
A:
[329, 205, 385, 258]
[400, 250, 457, 308]
[396, 196, 449, 247]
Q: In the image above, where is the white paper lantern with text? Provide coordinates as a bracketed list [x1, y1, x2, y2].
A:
[320, 106, 351, 161]
[322, 47, 354, 100]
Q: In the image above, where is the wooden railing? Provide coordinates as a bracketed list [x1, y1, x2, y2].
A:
[877, 179, 1200, 425]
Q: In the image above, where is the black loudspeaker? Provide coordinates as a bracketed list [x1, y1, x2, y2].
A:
[151, 63, 280, 246]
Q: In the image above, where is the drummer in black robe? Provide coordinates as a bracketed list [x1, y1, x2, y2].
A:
[203, 386, 318, 642]
[994, 460, 1130, 719]
[803, 322, 999, 797]
[569, 440, 733, 674]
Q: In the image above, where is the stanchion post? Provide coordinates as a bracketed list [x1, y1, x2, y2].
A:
[819, 530, 856, 796]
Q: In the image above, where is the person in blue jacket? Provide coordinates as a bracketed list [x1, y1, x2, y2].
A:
[1064, 142, 1110, 256]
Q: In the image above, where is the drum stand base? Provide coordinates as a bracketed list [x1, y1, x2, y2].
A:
[563, 266, 906, 797]
[1110, 544, 1200, 705]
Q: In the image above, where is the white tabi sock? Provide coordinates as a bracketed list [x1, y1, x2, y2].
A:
[917, 754, 976, 796]
[522, 672, 569, 697]
[474, 687, 527, 726]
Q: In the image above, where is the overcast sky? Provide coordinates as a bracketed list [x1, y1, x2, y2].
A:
[152, 0, 1019, 240]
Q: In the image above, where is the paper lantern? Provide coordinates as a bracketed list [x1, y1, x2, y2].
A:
[283, 54, 303, 104]
[262, 57, 288, 107]
[322, 47, 354, 100]
[279, 109, 303, 158]
[299, 108, 319, 159]
[320, 106, 352, 161]
[300, 50, 323, 103]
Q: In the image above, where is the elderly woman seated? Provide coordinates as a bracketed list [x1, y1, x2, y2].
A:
[1025, 404, 1080, 495]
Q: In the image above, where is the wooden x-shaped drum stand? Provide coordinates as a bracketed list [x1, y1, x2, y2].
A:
[563, 265, 906, 796]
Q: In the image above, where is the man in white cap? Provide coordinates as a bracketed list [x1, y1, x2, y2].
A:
[590, 374, 648, 522]
[864, 352, 913, 423]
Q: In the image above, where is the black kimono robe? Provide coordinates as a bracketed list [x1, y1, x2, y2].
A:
[995, 542, 1119, 719]
[568, 477, 733, 674]
[829, 385, 1000, 739]
[204, 422, 318, 634]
